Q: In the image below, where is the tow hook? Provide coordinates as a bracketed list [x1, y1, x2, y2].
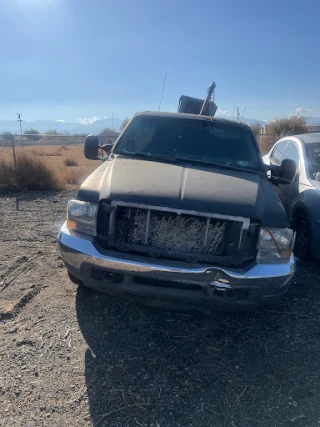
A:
[209, 280, 232, 291]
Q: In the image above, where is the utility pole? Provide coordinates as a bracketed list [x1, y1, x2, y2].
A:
[112, 112, 114, 130]
[17, 113, 23, 135]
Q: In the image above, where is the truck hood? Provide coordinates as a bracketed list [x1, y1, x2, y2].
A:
[78, 158, 288, 227]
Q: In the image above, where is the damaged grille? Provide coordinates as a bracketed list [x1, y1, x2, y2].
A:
[125, 209, 227, 255]
[98, 202, 255, 265]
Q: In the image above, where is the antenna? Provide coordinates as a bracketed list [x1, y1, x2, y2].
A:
[17, 113, 23, 135]
[200, 81, 216, 116]
[240, 107, 247, 122]
[232, 101, 237, 117]
[158, 71, 168, 111]
[236, 107, 240, 122]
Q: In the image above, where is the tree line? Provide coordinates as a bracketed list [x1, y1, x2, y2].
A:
[1, 117, 131, 141]
[1, 116, 311, 152]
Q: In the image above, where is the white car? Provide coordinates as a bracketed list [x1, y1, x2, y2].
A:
[263, 133, 320, 260]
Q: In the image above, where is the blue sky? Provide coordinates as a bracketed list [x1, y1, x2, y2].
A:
[1, 0, 320, 123]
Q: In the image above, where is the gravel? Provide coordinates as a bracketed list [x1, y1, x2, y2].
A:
[1, 191, 320, 427]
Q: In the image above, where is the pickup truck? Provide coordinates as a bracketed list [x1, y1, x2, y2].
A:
[58, 111, 296, 311]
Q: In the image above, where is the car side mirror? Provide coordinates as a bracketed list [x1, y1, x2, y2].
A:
[268, 159, 297, 185]
[278, 158, 297, 184]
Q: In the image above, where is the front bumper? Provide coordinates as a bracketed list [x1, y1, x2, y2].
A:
[58, 222, 295, 311]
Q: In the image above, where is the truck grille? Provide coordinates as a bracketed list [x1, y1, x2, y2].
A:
[126, 208, 227, 255]
[97, 202, 256, 265]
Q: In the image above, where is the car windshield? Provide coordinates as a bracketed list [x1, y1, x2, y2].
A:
[113, 116, 263, 171]
[306, 142, 320, 176]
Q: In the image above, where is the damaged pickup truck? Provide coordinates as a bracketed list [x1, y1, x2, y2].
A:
[58, 111, 296, 311]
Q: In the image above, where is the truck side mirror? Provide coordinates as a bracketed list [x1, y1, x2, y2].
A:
[84, 135, 100, 160]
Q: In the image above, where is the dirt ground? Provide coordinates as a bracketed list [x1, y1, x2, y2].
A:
[1, 191, 320, 427]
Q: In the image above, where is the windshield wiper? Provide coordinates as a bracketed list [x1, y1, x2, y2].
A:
[115, 152, 181, 162]
[182, 158, 262, 175]
[114, 152, 262, 174]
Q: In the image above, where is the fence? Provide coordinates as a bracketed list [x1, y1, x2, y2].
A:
[0, 133, 118, 191]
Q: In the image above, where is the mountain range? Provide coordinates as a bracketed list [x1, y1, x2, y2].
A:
[1, 115, 319, 134]
[217, 115, 320, 126]
[0, 117, 122, 134]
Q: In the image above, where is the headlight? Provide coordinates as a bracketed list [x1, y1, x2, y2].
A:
[257, 227, 295, 263]
[67, 200, 98, 236]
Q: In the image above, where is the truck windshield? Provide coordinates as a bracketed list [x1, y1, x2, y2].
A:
[113, 115, 263, 171]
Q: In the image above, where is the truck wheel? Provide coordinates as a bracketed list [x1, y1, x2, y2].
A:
[293, 213, 311, 260]
[68, 272, 84, 286]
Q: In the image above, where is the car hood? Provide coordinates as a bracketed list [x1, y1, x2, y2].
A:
[78, 158, 288, 227]
[312, 179, 320, 191]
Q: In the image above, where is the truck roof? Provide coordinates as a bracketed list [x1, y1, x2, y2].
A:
[134, 111, 251, 130]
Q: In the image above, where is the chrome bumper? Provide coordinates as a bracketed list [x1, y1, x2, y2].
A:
[58, 222, 295, 308]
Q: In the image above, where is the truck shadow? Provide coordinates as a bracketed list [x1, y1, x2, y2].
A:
[76, 262, 320, 427]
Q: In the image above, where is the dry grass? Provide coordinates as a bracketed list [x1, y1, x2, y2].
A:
[0, 154, 60, 190]
[64, 169, 84, 185]
[36, 150, 63, 157]
[0, 145, 98, 190]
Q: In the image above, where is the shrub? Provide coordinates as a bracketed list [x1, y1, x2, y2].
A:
[24, 128, 40, 141]
[1, 131, 14, 141]
[64, 158, 78, 166]
[250, 123, 262, 136]
[258, 135, 274, 155]
[64, 169, 83, 185]
[259, 116, 307, 153]
[44, 130, 59, 135]
[0, 154, 60, 190]
[99, 128, 118, 137]
[0, 160, 15, 186]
